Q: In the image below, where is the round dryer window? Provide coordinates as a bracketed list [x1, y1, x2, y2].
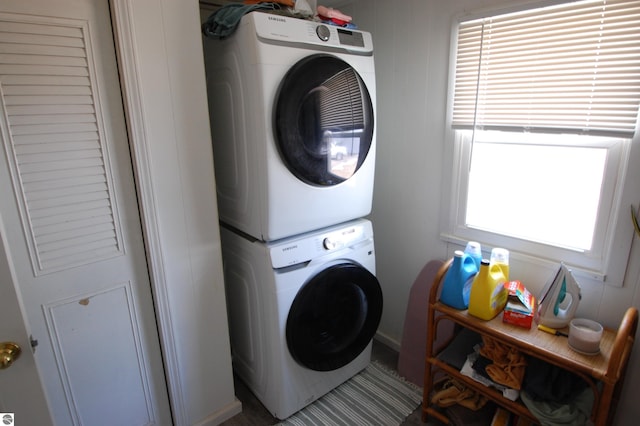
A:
[286, 262, 383, 372]
[274, 54, 374, 186]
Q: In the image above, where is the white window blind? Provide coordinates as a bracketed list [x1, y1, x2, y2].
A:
[452, 0, 640, 138]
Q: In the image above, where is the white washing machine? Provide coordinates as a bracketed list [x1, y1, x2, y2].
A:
[203, 11, 377, 241]
[220, 219, 383, 419]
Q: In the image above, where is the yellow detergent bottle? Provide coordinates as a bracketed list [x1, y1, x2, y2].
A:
[468, 259, 508, 320]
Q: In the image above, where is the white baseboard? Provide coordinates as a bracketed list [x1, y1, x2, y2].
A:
[374, 331, 401, 352]
[193, 398, 242, 426]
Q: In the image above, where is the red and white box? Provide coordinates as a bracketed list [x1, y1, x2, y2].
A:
[502, 281, 536, 329]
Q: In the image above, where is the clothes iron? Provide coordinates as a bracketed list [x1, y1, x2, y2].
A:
[536, 263, 581, 329]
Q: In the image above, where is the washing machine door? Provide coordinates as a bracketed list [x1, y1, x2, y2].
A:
[274, 54, 375, 187]
[286, 262, 383, 371]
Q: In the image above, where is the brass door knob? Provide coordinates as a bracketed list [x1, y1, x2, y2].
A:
[0, 342, 22, 370]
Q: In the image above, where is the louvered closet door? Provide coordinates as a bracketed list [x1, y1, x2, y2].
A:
[0, 1, 172, 425]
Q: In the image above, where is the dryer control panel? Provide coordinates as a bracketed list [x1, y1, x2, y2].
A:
[269, 219, 373, 268]
[251, 11, 373, 55]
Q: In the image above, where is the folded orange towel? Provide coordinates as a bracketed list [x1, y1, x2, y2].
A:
[244, 0, 295, 7]
[480, 336, 527, 390]
[431, 378, 488, 411]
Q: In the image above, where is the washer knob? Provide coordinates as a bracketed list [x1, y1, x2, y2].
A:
[316, 25, 330, 41]
[323, 237, 337, 250]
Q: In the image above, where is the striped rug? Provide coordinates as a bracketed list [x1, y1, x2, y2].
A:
[277, 361, 422, 426]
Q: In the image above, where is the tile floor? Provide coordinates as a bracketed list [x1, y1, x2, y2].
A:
[219, 339, 427, 425]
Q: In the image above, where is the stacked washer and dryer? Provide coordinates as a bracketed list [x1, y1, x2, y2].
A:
[203, 11, 382, 420]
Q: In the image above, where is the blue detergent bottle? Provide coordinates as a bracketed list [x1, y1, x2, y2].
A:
[440, 250, 478, 309]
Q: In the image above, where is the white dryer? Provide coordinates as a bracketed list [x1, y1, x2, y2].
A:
[220, 219, 383, 419]
[203, 11, 377, 241]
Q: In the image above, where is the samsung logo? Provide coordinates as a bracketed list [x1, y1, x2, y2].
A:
[268, 16, 286, 23]
[282, 245, 298, 252]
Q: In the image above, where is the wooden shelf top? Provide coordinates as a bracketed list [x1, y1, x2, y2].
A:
[434, 302, 616, 382]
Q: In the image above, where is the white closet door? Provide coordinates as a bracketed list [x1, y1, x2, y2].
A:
[0, 1, 172, 425]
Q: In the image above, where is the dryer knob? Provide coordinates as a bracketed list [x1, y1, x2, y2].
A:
[323, 237, 337, 250]
[316, 25, 330, 42]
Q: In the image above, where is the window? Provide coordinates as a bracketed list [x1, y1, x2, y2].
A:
[443, 0, 640, 285]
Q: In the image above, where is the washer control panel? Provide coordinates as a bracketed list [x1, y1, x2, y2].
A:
[321, 225, 362, 251]
[270, 219, 373, 268]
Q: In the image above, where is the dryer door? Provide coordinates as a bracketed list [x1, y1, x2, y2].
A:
[286, 262, 382, 371]
[274, 54, 374, 187]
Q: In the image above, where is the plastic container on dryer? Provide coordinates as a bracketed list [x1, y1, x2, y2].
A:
[468, 259, 508, 320]
[440, 250, 478, 310]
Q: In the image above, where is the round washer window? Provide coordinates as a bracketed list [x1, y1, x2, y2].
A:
[274, 54, 374, 187]
[286, 262, 383, 371]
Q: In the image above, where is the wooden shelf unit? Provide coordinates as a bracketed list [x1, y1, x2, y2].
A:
[422, 259, 638, 425]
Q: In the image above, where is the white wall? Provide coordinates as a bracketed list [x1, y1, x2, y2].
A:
[335, 0, 640, 424]
[112, 0, 241, 424]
